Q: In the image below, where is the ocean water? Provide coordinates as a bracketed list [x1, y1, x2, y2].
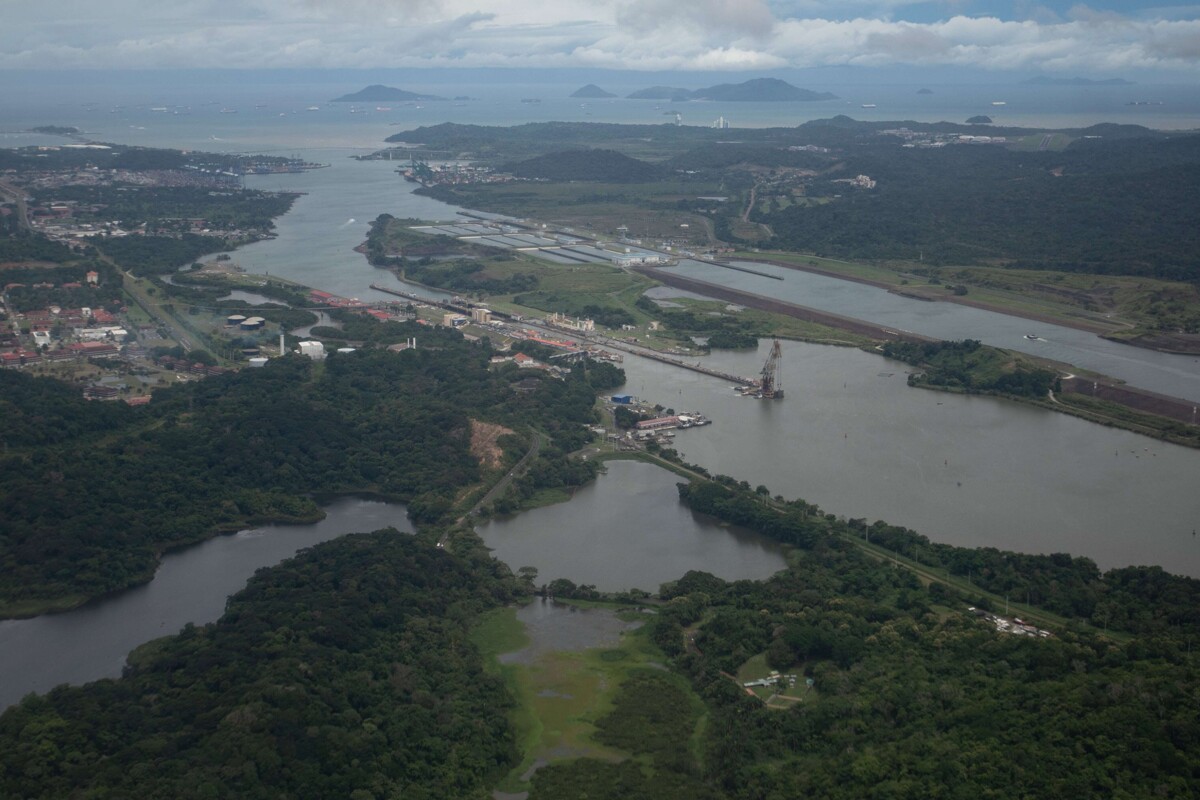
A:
[0, 74, 1197, 156]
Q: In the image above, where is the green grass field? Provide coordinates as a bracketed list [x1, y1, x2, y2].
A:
[471, 603, 676, 794]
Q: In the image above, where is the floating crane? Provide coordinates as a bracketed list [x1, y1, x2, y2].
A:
[738, 339, 784, 399]
[758, 338, 784, 399]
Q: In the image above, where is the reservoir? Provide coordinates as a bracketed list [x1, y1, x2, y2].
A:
[616, 340, 1200, 578]
[477, 460, 788, 592]
[0, 498, 413, 711]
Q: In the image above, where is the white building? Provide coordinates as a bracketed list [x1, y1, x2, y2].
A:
[298, 340, 326, 360]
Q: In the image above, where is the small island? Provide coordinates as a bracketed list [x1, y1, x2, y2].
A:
[917, 88, 934, 95]
[29, 125, 82, 136]
[627, 78, 837, 102]
[330, 84, 447, 103]
[966, 115, 993, 124]
[570, 84, 616, 99]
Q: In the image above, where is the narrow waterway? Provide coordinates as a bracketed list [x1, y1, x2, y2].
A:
[225, 151, 465, 302]
[665, 260, 1200, 403]
[0, 498, 413, 711]
[616, 340, 1200, 578]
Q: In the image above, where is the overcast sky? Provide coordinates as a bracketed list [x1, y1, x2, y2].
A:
[3, 1, 1199, 75]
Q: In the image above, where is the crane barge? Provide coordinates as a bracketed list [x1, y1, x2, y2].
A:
[739, 338, 784, 399]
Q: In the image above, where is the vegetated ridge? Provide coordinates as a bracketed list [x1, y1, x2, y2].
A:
[627, 78, 837, 102]
[331, 84, 447, 102]
[504, 149, 668, 182]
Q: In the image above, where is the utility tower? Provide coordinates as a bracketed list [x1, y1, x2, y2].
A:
[759, 338, 784, 399]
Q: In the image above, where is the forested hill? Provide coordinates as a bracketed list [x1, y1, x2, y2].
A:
[760, 131, 1200, 279]
[0, 320, 624, 613]
[504, 149, 667, 182]
[0, 533, 521, 799]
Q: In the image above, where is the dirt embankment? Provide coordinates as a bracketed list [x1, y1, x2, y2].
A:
[637, 266, 935, 344]
[1103, 332, 1200, 356]
[470, 419, 515, 469]
[1060, 377, 1198, 425]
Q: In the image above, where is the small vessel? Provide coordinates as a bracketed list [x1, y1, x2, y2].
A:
[219, 108, 237, 113]
[1024, 334, 1040, 340]
[861, 103, 877, 108]
[991, 101, 1007, 106]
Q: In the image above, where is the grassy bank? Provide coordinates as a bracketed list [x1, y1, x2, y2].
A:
[470, 602, 672, 795]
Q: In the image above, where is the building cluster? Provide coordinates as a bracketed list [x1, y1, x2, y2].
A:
[967, 607, 1053, 638]
[832, 174, 877, 190]
[545, 311, 594, 333]
[401, 162, 518, 188]
[879, 128, 1009, 148]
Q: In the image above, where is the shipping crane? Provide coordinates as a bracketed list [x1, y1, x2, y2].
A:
[758, 338, 784, 399]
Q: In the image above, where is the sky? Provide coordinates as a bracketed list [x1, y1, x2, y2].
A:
[2, 1, 1199, 75]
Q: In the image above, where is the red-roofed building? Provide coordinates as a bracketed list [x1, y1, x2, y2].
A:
[68, 341, 119, 359]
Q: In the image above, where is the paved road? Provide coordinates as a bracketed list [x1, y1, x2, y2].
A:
[0, 180, 31, 230]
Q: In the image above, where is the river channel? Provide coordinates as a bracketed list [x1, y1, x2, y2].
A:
[0, 498, 413, 711]
[666, 260, 1200, 404]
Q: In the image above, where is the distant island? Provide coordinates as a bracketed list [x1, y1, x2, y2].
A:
[917, 88, 934, 95]
[330, 85, 447, 103]
[628, 78, 837, 102]
[966, 115, 993, 124]
[1022, 76, 1133, 86]
[626, 86, 692, 101]
[29, 125, 81, 136]
[570, 84, 616, 99]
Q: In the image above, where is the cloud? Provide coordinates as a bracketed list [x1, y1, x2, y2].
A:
[1, 1, 1199, 72]
[617, 0, 777, 39]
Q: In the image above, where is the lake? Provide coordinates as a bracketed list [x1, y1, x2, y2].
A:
[0, 497, 413, 710]
[477, 460, 788, 592]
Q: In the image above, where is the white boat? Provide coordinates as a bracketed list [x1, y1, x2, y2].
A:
[861, 103, 877, 108]
[991, 101, 1007, 106]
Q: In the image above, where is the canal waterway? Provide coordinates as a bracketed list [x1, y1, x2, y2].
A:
[477, 460, 788, 592]
[666, 260, 1200, 404]
[615, 340, 1200, 578]
[0, 498, 413, 711]
[223, 151, 464, 303]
